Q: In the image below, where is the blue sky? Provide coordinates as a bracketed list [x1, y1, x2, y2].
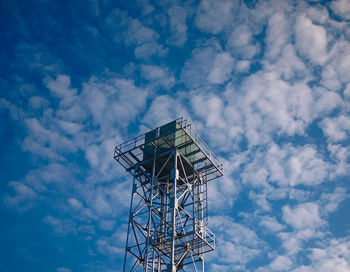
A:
[1, 0, 350, 271]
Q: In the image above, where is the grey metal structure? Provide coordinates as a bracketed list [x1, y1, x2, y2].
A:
[114, 117, 223, 272]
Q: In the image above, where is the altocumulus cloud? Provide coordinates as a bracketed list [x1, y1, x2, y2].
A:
[1, 0, 350, 271]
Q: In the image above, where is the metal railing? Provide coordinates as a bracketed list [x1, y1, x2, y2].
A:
[179, 118, 223, 174]
[194, 218, 216, 252]
[114, 117, 223, 175]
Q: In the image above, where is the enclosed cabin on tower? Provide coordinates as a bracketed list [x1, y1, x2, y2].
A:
[115, 118, 223, 182]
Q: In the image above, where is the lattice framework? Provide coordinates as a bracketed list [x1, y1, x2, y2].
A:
[114, 118, 223, 272]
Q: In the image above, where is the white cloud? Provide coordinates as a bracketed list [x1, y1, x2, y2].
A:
[57, 268, 72, 272]
[71, 182, 130, 226]
[210, 216, 261, 247]
[68, 198, 84, 210]
[106, 10, 167, 59]
[305, 6, 329, 24]
[295, 15, 327, 65]
[23, 118, 76, 159]
[126, 19, 168, 58]
[105, 9, 131, 43]
[319, 115, 350, 142]
[167, 5, 187, 46]
[207, 52, 234, 84]
[96, 239, 123, 257]
[29, 96, 49, 109]
[81, 77, 149, 130]
[45, 75, 77, 107]
[44, 75, 88, 124]
[96, 226, 126, 258]
[3, 181, 37, 211]
[319, 187, 347, 214]
[93, 194, 112, 216]
[210, 263, 244, 272]
[282, 202, 323, 230]
[313, 88, 342, 117]
[107, 182, 132, 210]
[269, 255, 292, 271]
[294, 238, 350, 272]
[345, 83, 350, 100]
[241, 157, 269, 188]
[189, 91, 246, 152]
[216, 241, 261, 265]
[23, 163, 74, 194]
[209, 216, 262, 265]
[260, 216, 285, 232]
[85, 135, 124, 182]
[227, 24, 259, 59]
[229, 25, 252, 47]
[43, 215, 76, 236]
[238, 72, 314, 145]
[242, 143, 328, 188]
[140, 64, 175, 89]
[180, 45, 218, 89]
[328, 41, 350, 84]
[56, 102, 87, 123]
[134, 42, 168, 59]
[278, 232, 302, 257]
[289, 189, 310, 202]
[279, 228, 324, 257]
[0, 98, 25, 121]
[327, 144, 350, 177]
[321, 65, 343, 91]
[56, 119, 82, 135]
[98, 219, 115, 231]
[236, 60, 251, 72]
[142, 95, 189, 127]
[67, 198, 96, 222]
[136, 0, 154, 16]
[195, 0, 236, 34]
[330, 0, 350, 20]
[13, 43, 63, 73]
[286, 145, 328, 186]
[183, 84, 244, 151]
[264, 43, 308, 81]
[207, 155, 242, 210]
[249, 190, 271, 211]
[191, 94, 225, 127]
[126, 19, 159, 45]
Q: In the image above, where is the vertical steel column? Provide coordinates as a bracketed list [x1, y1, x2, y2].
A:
[158, 181, 166, 272]
[123, 169, 137, 272]
[144, 145, 157, 271]
[170, 149, 178, 272]
[200, 175, 205, 272]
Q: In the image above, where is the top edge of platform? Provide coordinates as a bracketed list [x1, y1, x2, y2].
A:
[114, 117, 223, 177]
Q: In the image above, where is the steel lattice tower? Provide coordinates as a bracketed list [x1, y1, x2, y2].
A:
[114, 118, 223, 272]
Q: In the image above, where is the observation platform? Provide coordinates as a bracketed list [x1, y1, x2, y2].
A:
[114, 117, 223, 182]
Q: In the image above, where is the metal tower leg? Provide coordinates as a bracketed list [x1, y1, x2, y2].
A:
[145, 148, 157, 271]
[170, 150, 178, 272]
[123, 172, 137, 272]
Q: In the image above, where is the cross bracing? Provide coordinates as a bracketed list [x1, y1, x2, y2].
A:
[114, 118, 223, 272]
